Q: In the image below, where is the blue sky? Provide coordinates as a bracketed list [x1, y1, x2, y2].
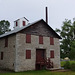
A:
[0, 0, 75, 30]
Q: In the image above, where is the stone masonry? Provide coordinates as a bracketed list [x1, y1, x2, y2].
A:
[0, 32, 60, 72]
[0, 34, 16, 70]
[15, 33, 60, 72]
[0, 19, 61, 72]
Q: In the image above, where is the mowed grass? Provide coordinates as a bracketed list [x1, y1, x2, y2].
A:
[0, 61, 75, 75]
[0, 70, 75, 75]
[61, 61, 75, 67]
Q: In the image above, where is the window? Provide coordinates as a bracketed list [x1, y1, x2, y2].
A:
[26, 50, 31, 59]
[16, 21, 18, 26]
[39, 36, 43, 44]
[50, 51, 54, 58]
[23, 21, 25, 26]
[1, 52, 3, 60]
[5, 37, 8, 47]
[26, 34, 31, 43]
[50, 37, 54, 45]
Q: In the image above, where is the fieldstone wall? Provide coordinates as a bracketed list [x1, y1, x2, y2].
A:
[15, 33, 60, 72]
[0, 35, 16, 70]
[0, 32, 60, 72]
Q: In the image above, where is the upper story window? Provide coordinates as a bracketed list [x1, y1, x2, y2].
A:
[26, 34, 31, 43]
[23, 21, 25, 26]
[16, 21, 18, 26]
[50, 37, 54, 45]
[26, 50, 31, 59]
[39, 36, 43, 44]
[1, 52, 3, 60]
[50, 50, 54, 58]
[5, 37, 8, 47]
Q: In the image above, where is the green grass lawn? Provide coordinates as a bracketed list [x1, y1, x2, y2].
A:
[0, 61, 75, 75]
[0, 70, 75, 75]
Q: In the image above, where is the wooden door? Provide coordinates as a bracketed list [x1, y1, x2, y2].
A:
[36, 49, 45, 70]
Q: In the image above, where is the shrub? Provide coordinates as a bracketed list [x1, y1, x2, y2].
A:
[63, 61, 75, 71]
[64, 61, 70, 69]
[70, 63, 75, 71]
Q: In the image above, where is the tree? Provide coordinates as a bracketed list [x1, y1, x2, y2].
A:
[0, 20, 11, 35]
[56, 19, 75, 59]
[70, 41, 75, 60]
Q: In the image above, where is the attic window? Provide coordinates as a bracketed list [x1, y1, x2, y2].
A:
[23, 21, 25, 26]
[16, 21, 18, 26]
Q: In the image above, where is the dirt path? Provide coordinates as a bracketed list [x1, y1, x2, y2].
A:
[51, 69, 70, 72]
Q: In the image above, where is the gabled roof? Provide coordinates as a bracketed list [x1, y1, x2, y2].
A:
[0, 19, 61, 39]
[14, 17, 29, 22]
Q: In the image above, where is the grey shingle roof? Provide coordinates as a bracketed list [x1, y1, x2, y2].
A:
[0, 19, 61, 39]
[0, 19, 42, 38]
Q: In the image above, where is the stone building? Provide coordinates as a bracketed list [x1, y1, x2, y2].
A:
[0, 17, 61, 72]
